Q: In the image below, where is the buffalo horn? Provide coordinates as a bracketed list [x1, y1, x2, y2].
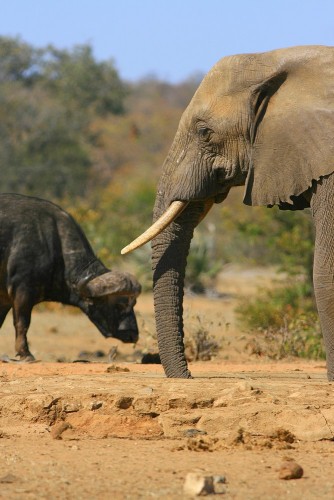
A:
[81, 271, 141, 298]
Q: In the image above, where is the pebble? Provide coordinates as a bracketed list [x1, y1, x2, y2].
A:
[106, 364, 130, 373]
[279, 459, 304, 480]
[183, 473, 214, 496]
[63, 403, 80, 413]
[183, 429, 207, 438]
[90, 401, 103, 410]
[213, 475, 226, 493]
[0, 473, 19, 484]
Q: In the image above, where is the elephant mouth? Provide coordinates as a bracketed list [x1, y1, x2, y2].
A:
[121, 200, 188, 255]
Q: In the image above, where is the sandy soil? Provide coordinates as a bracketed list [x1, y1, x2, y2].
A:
[0, 266, 333, 499]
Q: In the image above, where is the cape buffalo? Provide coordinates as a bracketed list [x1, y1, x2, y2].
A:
[0, 194, 141, 361]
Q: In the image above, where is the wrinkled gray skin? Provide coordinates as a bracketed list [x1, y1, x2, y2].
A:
[0, 194, 141, 361]
[151, 46, 334, 380]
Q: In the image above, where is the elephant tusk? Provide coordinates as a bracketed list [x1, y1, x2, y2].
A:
[121, 200, 188, 255]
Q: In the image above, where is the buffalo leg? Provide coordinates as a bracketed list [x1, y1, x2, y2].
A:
[12, 293, 35, 361]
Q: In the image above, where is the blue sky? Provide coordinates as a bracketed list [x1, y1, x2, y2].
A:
[1, 0, 334, 82]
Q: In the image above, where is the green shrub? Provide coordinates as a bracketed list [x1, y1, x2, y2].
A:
[236, 283, 325, 360]
[184, 315, 221, 361]
[186, 233, 222, 294]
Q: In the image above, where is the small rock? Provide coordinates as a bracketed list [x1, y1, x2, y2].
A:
[90, 401, 103, 410]
[63, 403, 80, 413]
[106, 364, 130, 373]
[139, 386, 154, 395]
[50, 422, 72, 440]
[141, 353, 161, 364]
[0, 354, 11, 363]
[114, 396, 133, 409]
[213, 475, 227, 494]
[0, 473, 19, 484]
[183, 472, 214, 496]
[279, 459, 303, 480]
[237, 381, 253, 391]
[183, 429, 207, 438]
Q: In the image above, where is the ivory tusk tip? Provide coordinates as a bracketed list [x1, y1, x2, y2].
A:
[120, 200, 188, 256]
[121, 240, 146, 255]
[121, 246, 131, 255]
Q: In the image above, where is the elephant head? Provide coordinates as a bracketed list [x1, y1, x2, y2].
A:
[122, 45, 334, 378]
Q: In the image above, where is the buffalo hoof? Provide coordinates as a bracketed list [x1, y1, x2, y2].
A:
[17, 354, 36, 363]
[0, 354, 36, 363]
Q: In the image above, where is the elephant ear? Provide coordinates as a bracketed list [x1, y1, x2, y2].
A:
[243, 52, 334, 207]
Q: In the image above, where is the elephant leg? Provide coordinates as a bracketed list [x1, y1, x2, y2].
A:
[311, 174, 334, 381]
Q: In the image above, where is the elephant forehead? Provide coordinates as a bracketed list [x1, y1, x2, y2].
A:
[185, 89, 243, 125]
[199, 55, 265, 93]
[201, 46, 334, 93]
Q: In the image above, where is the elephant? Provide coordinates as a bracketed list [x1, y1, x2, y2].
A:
[122, 45, 334, 380]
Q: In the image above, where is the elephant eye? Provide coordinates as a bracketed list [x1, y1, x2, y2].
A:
[198, 127, 212, 141]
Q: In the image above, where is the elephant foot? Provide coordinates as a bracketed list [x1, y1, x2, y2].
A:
[166, 370, 193, 379]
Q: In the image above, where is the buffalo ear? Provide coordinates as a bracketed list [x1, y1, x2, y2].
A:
[79, 271, 141, 298]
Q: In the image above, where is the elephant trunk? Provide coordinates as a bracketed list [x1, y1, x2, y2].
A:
[152, 196, 205, 378]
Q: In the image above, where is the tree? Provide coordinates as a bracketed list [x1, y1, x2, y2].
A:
[40, 44, 128, 115]
[0, 36, 39, 84]
[0, 37, 129, 198]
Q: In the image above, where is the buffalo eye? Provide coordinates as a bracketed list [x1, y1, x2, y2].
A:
[198, 127, 212, 142]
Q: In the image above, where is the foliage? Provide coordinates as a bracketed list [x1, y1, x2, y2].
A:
[65, 169, 157, 290]
[210, 189, 314, 275]
[236, 281, 313, 331]
[0, 84, 91, 198]
[236, 283, 324, 360]
[184, 315, 221, 361]
[40, 44, 127, 116]
[71, 170, 156, 252]
[186, 232, 222, 293]
[0, 36, 38, 83]
[0, 36, 128, 198]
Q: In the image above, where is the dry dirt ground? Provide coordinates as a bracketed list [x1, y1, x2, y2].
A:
[0, 266, 333, 499]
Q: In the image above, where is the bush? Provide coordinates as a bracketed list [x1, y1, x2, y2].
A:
[236, 283, 325, 360]
[186, 232, 222, 294]
[184, 315, 221, 361]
